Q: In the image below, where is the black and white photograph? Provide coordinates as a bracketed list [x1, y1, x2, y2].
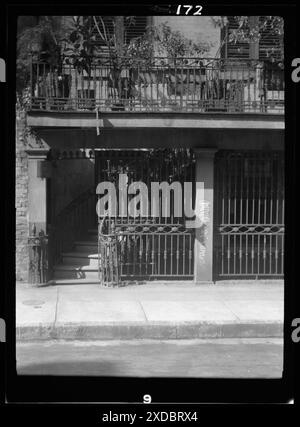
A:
[15, 13, 285, 378]
[3, 2, 297, 408]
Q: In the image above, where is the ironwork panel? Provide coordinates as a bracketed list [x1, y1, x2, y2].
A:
[215, 151, 284, 278]
[29, 58, 284, 114]
[28, 226, 49, 285]
[96, 149, 195, 282]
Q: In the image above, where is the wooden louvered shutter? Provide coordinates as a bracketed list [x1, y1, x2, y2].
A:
[92, 16, 149, 50]
[224, 17, 250, 60]
[258, 17, 282, 61]
[222, 16, 283, 61]
[124, 16, 149, 44]
[92, 16, 115, 51]
[220, 24, 228, 59]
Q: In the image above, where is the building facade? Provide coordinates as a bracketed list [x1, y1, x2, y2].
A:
[16, 16, 285, 284]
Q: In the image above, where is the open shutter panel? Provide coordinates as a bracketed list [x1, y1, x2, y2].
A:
[258, 17, 282, 61]
[91, 16, 148, 47]
[91, 16, 115, 50]
[225, 17, 250, 59]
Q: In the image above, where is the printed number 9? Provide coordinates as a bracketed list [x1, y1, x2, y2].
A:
[143, 394, 152, 404]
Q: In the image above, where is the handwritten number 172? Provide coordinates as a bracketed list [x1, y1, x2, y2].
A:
[176, 5, 203, 15]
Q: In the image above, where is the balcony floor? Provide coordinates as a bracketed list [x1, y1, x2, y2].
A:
[26, 110, 285, 130]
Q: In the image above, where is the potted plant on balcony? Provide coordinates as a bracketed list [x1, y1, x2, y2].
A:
[17, 16, 70, 109]
[91, 18, 213, 112]
[149, 23, 211, 112]
[63, 16, 97, 110]
[92, 16, 154, 111]
[212, 16, 284, 113]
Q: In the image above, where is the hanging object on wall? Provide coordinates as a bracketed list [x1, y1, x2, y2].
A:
[96, 107, 103, 136]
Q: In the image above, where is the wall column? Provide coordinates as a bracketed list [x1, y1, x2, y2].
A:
[193, 148, 217, 283]
[26, 149, 50, 234]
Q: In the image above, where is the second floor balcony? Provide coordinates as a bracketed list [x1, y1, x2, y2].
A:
[29, 57, 284, 115]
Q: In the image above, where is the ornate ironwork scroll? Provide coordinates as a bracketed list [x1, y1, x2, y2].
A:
[30, 58, 284, 114]
[98, 216, 120, 287]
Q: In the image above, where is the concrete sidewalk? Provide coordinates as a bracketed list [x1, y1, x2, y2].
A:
[16, 281, 284, 340]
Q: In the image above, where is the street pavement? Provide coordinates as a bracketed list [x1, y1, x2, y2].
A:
[16, 281, 284, 340]
[16, 338, 283, 378]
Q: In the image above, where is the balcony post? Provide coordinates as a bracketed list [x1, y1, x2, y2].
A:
[29, 55, 33, 108]
[249, 17, 260, 60]
[193, 148, 217, 283]
[115, 16, 124, 56]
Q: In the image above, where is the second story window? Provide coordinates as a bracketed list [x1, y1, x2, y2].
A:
[221, 16, 283, 62]
[91, 16, 150, 54]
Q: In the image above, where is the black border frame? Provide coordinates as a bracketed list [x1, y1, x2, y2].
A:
[1, 0, 299, 407]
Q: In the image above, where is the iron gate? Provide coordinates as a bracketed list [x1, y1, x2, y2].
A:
[214, 150, 284, 278]
[95, 149, 195, 281]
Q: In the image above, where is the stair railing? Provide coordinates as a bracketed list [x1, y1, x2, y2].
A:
[28, 225, 49, 285]
[48, 187, 96, 275]
[98, 215, 120, 287]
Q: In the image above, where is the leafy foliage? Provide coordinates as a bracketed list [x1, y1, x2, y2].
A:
[17, 15, 284, 102]
[229, 16, 283, 44]
[94, 18, 211, 61]
[16, 16, 65, 95]
[150, 22, 211, 59]
[63, 17, 97, 74]
[212, 16, 284, 61]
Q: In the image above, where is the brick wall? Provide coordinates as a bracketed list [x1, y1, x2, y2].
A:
[16, 108, 29, 281]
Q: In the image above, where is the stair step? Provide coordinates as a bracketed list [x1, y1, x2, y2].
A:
[54, 264, 98, 271]
[74, 241, 98, 246]
[85, 231, 98, 242]
[61, 252, 99, 266]
[53, 272, 99, 280]
[74, 241, 98, 252]
[53, 264, 99, 280]
[62, 252, 99, 258]
[53, 227, 101, 280]
[50, 278, 100, 285]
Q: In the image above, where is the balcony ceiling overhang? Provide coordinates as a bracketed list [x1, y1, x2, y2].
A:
[26, 111, 284, 130]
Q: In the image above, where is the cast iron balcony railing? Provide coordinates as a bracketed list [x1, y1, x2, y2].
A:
[29, 57, 284, 114]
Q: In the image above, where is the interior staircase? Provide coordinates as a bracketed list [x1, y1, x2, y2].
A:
[53, 228, 100, 282]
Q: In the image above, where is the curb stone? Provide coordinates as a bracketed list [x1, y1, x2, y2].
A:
[16, 321, 283, 341]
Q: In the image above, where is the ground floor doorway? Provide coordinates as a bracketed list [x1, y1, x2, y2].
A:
[43, 147, 284, 283]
